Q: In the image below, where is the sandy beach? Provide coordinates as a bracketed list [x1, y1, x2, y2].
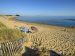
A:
[0, 16, 75, 56]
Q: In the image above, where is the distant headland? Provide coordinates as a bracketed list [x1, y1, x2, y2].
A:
[0, 14, 20, 16]
[65, 19, 75, 21]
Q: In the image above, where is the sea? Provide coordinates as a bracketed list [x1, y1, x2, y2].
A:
[16, 16, 75, 27]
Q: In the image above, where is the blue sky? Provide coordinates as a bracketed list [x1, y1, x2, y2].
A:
[0, 0, 75, 16]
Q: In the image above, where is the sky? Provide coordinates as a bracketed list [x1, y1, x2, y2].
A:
[0, 0, 75, 16]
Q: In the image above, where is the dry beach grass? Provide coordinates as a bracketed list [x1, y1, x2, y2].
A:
[0, 16, 75, 56]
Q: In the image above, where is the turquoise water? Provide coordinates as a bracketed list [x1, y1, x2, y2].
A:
[16, 16, 75, 27]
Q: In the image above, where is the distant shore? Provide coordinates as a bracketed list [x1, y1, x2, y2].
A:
[65, 19, 75, 21]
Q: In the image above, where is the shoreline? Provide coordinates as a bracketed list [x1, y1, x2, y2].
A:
[14, 16, 75, 28]
[0, 16, 75, 28]
[0, 16, 75, 31]
[0, 16, 75, 30]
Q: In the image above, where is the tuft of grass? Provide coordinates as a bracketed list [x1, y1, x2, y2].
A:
[0, 22, 7, 29]
[0, 22, 26, 42]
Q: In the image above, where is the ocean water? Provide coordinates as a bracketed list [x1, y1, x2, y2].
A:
[16, 16, 75, 27]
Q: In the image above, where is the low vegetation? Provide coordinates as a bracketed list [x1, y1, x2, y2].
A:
[0, 22, 26, 42]
[0, 22, 7, 29]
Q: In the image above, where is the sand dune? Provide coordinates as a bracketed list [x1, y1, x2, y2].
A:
[0, 16, 75, 56]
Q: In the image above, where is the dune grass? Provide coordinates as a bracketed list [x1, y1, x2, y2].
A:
[0, 22, 7, 29]
[0, 22, 26, 42]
